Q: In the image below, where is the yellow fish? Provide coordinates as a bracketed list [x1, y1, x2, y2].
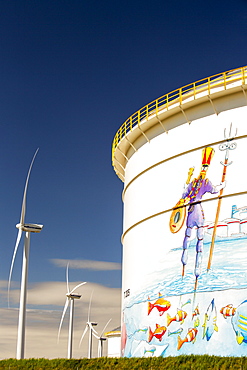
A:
[177, 328, 198, 350]
[167, 309, 187, 326]
[148, 293, 171, 316]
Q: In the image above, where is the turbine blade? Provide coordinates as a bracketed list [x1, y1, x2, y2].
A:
[7, 228, 23, 306]
[70, 282, 86, 295]
[79, 325, 89, 347]
[88, 322, 98, 334]
[20, 148, 39, 225]
[92, 331, 100, 340]
[8, 149, 39, 307]
[92, 326, 98, 334]
[100, 318, 112, 337]
[58, 298, 69, 342]
[88, 290, 94, 321]
[66, 262, 70, 294]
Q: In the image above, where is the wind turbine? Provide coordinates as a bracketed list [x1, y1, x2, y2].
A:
[58, 264, 86, 359]
[93, 318, 112, 357]
[79, 291, 98, 359]
[8, 148, 43, 360]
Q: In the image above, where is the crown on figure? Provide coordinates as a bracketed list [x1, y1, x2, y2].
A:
[201, 147, 215, 167]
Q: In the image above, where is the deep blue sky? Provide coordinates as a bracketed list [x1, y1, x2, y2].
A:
[0, 0, 246, 300]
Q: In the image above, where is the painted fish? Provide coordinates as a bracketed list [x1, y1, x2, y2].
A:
[168, 327, 183, 336]
[181, 298, 191, 308]
[192, 305, 200, 319]
[167, 309, 187, 326]
[137, 327, 148, 333]
[177, 328, 198, 350]
[194, 317, 200, 328]
[148, 293, 171, 316]
[202, 298, 218, 341]
[127, 326, 148, 341]
[148, 324, 167, 342]
[231, 300, 247, 345]
[220, 304, 236, 319]
[143, 346, 156, 357]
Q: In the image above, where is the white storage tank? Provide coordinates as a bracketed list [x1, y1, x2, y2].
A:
[225, 218, 240, 236]
[105, 328, 121, 358]
[240, 218, 247, 234]
[112, 66, 247, 357]
[207, 221, 228, 238]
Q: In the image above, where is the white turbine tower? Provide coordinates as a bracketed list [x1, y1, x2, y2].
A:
[93, 318, 112, 357]
[8, 148, 43, 360]
[79, 291, 98, 359]
[58, 264, 86, 359]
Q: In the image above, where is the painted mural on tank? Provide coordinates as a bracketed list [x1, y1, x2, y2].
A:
[121, 124, 247, 357]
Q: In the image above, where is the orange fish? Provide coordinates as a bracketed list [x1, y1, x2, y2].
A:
[192, 305, 200, 319]
[167, 309, 187, 326]
[220, 304, 236, 319]
[148, 293, 171, 316]
[148, 324, 167, 342]
[177, 327, 198, 350]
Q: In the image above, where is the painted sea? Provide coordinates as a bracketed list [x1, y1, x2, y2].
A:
[122, 235, 247, 358]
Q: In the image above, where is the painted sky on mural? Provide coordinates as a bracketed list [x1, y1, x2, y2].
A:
[0, 0, 247, 359]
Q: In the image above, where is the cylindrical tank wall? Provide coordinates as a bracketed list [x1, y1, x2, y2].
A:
[120, 105, 247, 357]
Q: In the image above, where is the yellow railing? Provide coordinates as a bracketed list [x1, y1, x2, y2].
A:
[112, 66, 247, 164]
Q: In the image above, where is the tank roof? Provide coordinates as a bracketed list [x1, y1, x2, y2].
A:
[112, 66, 247, 182]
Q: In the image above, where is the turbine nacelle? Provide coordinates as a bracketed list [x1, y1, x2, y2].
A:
[16, 223, 44, 233]
[66, 293, 81, 300]
[89, 322, 98, 327]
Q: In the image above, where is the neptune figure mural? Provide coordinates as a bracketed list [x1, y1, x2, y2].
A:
[181, 147, 226, 286]
[170, 147, 225, 288]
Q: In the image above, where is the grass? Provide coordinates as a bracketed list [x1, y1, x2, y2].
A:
[0, 356, 247, 370]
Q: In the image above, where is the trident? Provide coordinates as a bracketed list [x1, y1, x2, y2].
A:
[207, 123, 237, 271]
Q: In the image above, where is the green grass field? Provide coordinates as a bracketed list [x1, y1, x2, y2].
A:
[0, 356, 247, 370]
